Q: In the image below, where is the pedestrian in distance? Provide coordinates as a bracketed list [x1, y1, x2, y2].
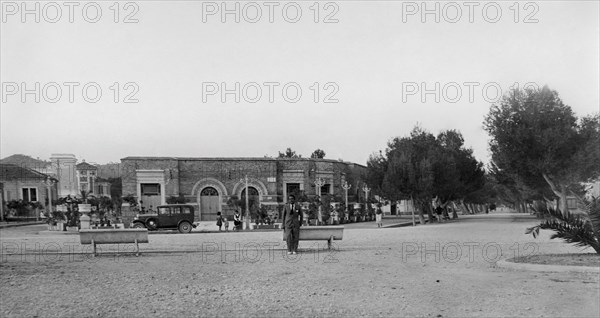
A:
[435, 205, 444, 223]
[233, 210, 242, 231]
[216, 211, 223, 231]
[375, 208, 383, 228]
[282, 194, 303, 255]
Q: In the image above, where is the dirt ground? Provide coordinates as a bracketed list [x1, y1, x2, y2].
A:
[1, 213, 599, 317]
[510, 253, 600, 267]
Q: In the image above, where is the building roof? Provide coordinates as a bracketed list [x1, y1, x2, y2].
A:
[0, 164, 57, 181]
[120, 156, 367, 168]
[76, 161, 98, 170]
[0, 154, 50, 168]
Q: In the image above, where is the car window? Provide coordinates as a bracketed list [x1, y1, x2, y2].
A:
[181, 207, 191, 214]
[158, 207, 170, 215]
[171, 207, 181, 215]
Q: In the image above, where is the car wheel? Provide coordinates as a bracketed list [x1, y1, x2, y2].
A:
[178, 221, 192, 233]
[132, 222, 145, 229]
[146, 219, 158, 230]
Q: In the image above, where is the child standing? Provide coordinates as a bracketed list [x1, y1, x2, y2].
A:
[223, 216, 229, 232]
[375, 209, 383, 228]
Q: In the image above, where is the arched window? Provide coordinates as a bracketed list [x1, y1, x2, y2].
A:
[241, 187, 259, 196]
[201, 187, 218, 196]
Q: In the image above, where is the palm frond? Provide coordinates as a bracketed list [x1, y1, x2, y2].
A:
[526, 203, 600, 254]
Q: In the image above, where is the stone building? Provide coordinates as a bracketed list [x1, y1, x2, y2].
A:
[120, 157, 367, 221]
[75, 161, 111, 197]
[49, 153, 79, 197]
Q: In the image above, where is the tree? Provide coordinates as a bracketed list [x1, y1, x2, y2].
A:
[278, 148, 301, 158]
[310, 149, 326, 159]
[484, 86, 600, 214]
[107, 177, 122, 199]
[381, 127, 438, 223]
[366, 151, 387, 199]
[368, 126, 486, 224]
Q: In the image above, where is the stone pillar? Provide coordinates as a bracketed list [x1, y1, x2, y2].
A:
[78, 204, 91, 229]
[120, 203, 137, 228]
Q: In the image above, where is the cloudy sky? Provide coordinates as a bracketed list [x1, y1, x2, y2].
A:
[1, 1, 598, 165]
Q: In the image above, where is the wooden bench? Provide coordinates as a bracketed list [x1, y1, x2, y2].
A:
[283, 225, 344, 250]
[254, 224, 280, 229]
[79, 229, 149, 256]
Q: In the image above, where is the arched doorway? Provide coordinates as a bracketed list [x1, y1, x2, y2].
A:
[200, 187, 220, 221]
[241, 187, 260, 221]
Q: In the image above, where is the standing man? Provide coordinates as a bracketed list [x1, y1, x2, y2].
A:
[282, 194, 303, 255]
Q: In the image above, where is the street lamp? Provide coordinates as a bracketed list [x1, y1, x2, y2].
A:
[44, 178, 55, 217]
[314, 177, 326, 225]
[240, 175, 250, 230]
[362, 184, 370, 220]
[341, 180, 351, 222]
[362, 184, 370, 201]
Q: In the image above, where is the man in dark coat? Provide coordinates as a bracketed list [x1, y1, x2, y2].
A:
[282, 194, 303, 254]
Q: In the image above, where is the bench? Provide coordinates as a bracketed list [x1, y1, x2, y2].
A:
[254, 224, 280, 230]
[283, 225, 344, 250]
[79, 229, 149, 256]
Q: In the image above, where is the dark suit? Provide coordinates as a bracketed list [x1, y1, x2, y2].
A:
[282, 202, 303, 252]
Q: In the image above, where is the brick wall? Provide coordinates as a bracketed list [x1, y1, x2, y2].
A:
[120, 157, 367, 209]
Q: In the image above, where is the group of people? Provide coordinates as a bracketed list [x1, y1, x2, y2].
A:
[216, 210, 242, 232]
[434, 205, 451, 222]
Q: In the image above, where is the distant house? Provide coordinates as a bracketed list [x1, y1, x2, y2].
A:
[0, 164, 58, 218]
[75, 161, 111, 197]
[1, 153, 79, 198]
[0, 154, 51, 174]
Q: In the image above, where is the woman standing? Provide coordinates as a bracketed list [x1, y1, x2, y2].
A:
[233, 210, 242, 231]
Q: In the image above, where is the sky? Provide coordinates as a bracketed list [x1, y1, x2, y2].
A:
[1, 0, 599, 166]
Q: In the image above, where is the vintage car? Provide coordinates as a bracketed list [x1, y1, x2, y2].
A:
[131, 204, 196, 233]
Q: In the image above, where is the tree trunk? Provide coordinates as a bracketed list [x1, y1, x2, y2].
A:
[542, 173, 569, 216]
[418, 204, 425, 225]
[451, 202, 458, 219]
[410, 196, 417, 226]
[461, 200, 469, 215]
[425, 202, 435, 223]
[559, 185, 568, 215]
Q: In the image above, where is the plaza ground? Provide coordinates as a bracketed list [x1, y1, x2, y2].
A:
[1, 213, 598, 317]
